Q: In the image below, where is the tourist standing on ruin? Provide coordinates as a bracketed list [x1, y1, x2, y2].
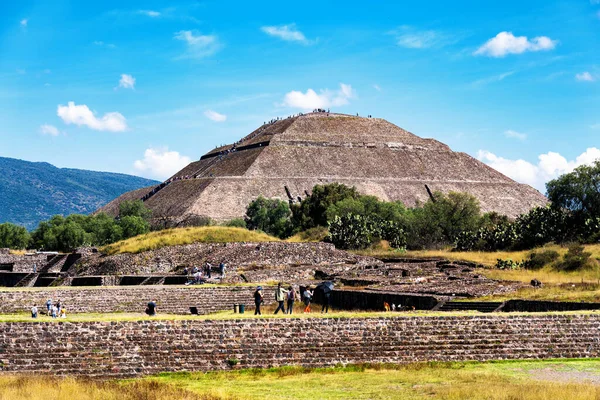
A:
[254, 286, 264, 316]
[31, 304, 38, 318]
[274, 282, 287, 314]
[46, 298, 52, 316]
[204, 262, 212, 278]
[303, 287, 313, 313]
[219, 262, 226, 279]
[286, 286, 297, 314]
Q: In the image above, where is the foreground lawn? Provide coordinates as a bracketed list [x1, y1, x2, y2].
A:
[0, 359, 599, 399]
[145, 359, 600, 399]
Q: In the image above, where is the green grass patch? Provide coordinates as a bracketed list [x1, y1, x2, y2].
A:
[139, 359, 600, 399]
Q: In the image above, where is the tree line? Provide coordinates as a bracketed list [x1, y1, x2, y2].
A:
[0, 200, 151, 252]
[244, 161, 600, 251]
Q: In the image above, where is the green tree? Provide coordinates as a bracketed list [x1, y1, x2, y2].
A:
[119, 200, 152, 221]
[326, 195, 408, 228]
[119, 216, 150, 239]
[0, 223, 30, 249]
[547, 161, 600, 221]
[245, 196, 293, 238]
[292, 183, 360, 230]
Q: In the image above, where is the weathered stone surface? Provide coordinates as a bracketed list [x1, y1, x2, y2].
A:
[98, 112, 547, 223]
[0, 314, 598, 377]
[0, 286, 275, 314]
[76, 242, 382, 278]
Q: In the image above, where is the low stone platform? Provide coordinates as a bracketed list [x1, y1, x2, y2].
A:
[0, 286, 275, 315]
[0, 314, 598, 377]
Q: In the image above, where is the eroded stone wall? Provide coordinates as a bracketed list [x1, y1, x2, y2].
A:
[0, 286, 275, 314]
[1, 314, 599, 377]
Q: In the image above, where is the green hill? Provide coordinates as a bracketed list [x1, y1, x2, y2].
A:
[0, 157, 158, 229]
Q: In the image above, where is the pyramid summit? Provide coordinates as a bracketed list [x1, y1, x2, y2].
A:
[99, 112, 547, 223]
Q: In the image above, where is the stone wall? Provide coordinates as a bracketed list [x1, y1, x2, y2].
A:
[0, 314, 599, 377]
[0, 286, 275, 314]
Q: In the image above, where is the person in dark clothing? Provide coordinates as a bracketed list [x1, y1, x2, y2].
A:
[146, 300, 157, 316]
[274, 282, 287, 314]
[254, 286, 263, 315]
[286, 286, 297, 314]
[204, 262, 212, 278]
[219, 262, 226, 279]
[321, 291, 331, 314]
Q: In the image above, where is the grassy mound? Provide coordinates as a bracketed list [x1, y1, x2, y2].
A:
[102, 227, 279, 255]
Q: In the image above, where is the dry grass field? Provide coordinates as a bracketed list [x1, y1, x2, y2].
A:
[1, 360, 599, 399]
[102, 227, 280, 255]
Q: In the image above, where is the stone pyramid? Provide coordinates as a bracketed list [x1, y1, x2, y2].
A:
[100, 112, 546, 223]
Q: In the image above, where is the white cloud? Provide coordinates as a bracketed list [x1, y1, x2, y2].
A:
[504, 129, 527, 141]
[261, 24, 309, 44]
[118, 74, 136, 89]
[174, 30, 221, 58]
[204, 110, 227, 122]
[478, 147, 600, 192]
[138, 10, 161, 17]
[471, 71, 514, 87]
[57, 102, 127, 132]
[20, 19, 28, 28]
[93, 41, 116, 49]
[591, 123, 600, 130]
[373, 84, 382, 92]
[39, 124, 60, 136]
[391, 26, 457, 49]
[282, 83, 356, 110]
[474, 31, 557, 57]
[576, 71, 595, 82]
[134, 147, 191, 179]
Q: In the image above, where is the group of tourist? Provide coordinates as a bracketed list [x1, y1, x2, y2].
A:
[183, 262, 227, 285]
[31, 298, 66, 319]
[253, 282, 331, 316]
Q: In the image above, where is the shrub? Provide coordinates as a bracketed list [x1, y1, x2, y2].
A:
[291, 183, 360, 230]
[245, 196, 293, 239]
[522, 250, 560, 270]
[553, 244, 594, 272]
[495, 258, 521, 270]
[327, 214, 374, 250]
[327, 214, 406, 250]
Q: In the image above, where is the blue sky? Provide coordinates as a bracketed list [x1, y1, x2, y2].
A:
[1, 0, 598, 192]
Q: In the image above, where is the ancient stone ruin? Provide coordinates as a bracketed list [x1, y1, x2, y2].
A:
[98, 112, 547, 224]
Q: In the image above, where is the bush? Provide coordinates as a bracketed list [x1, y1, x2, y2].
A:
[553, 244, 594, 272]
[327, 214, 374, 250]
[327, 214, 406, 250]
[522, 250, 560, 270]
[495, 258, 521, 270]
[245, 196, 293, 239]
[291, 183, 360, 230]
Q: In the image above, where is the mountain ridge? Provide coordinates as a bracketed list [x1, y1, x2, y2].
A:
[0, 156, 158, 229]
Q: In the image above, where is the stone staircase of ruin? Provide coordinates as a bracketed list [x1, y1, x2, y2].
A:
[1, 315, 599, 378]
[0, 286, 275, 315]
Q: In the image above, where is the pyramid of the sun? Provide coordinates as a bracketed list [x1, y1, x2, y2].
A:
[100, 112, 546, 222]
